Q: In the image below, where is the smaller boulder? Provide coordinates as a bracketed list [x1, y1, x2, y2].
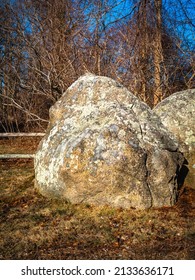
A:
[153, 89, 195, 188]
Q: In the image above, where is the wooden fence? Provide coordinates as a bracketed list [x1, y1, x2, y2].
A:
[0, 132, 45, 159]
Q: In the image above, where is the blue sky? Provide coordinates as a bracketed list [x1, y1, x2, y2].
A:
[102, 0, 195, 48]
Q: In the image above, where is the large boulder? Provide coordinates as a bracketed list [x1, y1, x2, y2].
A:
[153, 89, 195, 188]
[34, 74, 184, 209]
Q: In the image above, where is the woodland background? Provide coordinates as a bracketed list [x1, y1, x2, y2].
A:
[0, 0, 195, 132]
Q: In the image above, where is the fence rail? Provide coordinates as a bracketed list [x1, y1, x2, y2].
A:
[0, 133, 45, 137]
[0, 154, 35, 159]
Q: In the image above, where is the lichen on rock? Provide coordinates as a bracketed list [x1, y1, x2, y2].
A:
[35, 74, 184, 209]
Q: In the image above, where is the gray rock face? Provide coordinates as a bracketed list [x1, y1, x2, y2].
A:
[153, 89, 195, 188]
[34, 74, 184, 209]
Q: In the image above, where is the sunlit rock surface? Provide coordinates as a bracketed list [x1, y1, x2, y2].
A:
[35, 74, 184, 209]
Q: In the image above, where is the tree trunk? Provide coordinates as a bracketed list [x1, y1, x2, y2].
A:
[153, 0, 163, 106]
[140, 0, 148, 103]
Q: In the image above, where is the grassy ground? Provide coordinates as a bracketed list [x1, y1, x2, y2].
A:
[0, 137, 195, 260]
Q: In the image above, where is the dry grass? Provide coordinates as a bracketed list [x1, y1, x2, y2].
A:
[0, 137, 195, 259]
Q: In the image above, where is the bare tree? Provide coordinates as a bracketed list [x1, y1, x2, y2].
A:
[0, 0, 194, 131]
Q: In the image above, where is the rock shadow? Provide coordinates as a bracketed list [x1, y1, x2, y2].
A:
[177, 158, 189, 192]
